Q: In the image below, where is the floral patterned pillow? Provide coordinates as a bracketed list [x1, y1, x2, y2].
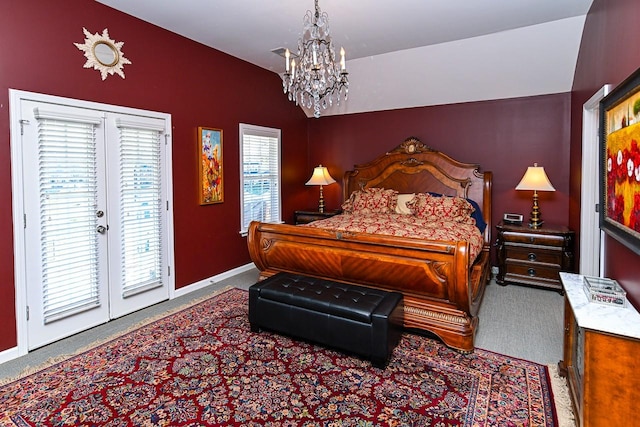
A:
[342, 187, 398, 215]
[406, 193, 476, 224]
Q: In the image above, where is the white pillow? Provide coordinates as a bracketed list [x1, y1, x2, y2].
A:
[395, 193, 415, 214]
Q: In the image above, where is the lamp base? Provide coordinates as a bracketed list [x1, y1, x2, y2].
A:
[528, 191, 543, 229]
[318, 185, 325, 213]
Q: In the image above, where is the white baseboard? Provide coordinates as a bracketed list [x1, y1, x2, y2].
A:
[0, 346, 21, 365]
[172, 263, 256, 299]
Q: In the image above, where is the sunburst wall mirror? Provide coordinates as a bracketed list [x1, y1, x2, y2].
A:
[74, 27, 131, 80]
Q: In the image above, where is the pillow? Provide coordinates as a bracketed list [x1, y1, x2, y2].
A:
[406, 193, 475, 224]
[395, 193, 415, 214]
[425, 192, 487, 233]
[342, 187, 398, 214]
[464, 198, 487, 234]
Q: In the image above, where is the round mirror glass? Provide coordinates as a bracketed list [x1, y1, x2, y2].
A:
[93, 42, 118, 67]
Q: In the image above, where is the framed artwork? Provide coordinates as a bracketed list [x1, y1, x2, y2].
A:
[600, 67, 640, 255]
[198, 127, 223, 204]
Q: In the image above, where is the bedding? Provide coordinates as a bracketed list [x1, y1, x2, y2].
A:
[305, 212, 484, 261]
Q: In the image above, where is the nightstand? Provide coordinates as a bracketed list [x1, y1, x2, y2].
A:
[294, 210, 340, 225]
[495, 221, 574, 293]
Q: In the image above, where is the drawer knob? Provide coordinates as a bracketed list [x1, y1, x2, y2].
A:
[528, 252, 537, 261]
[528, 268, 536, 277]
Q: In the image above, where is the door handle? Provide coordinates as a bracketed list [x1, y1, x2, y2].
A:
[97, 225, 107, 234]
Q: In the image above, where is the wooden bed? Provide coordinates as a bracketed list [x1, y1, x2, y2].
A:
[247, 137, 492, 352]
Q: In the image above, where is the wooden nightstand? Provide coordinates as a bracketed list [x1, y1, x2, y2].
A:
[294, 210, 340, 225]
[495, 221, 574, 293]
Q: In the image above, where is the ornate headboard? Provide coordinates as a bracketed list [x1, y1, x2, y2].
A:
[343, 137, 493, 246]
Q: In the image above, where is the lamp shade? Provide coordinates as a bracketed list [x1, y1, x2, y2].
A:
[306, 165, 336, 186]
[515, 163, 555, 192]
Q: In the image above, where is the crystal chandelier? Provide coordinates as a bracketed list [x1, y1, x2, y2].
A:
[282, 0, 349, 118]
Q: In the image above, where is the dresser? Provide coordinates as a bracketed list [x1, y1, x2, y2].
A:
[559, 273, 640, 427]
[495, 222, 574, 292]
[293, 210, 340, 225]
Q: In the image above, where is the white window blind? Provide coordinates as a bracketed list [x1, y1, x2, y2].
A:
[36, 117, 101, 324]
[240, 124, 281, 233]
[117, 125, 163, 298]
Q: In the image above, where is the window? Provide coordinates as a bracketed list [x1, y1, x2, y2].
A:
[35, 113, 102, 324]
[115, 121, 165, 299]
[239, 124, 281, 234]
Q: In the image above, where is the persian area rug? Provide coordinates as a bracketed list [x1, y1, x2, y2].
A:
[0, 288, 558, 426]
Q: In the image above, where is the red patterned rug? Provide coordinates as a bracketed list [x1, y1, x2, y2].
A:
[0, 288, 558, 426]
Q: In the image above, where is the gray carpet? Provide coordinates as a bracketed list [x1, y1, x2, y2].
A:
[476, 279, 564, 364]
[0, 268, 564, 381]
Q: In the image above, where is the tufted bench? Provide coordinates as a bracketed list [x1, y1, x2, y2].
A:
[248, 272, 403, 368]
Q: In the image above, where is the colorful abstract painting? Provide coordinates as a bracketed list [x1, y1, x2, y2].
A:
[199, 127, 223, 204]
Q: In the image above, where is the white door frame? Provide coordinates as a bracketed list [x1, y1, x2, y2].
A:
[580, 85, 611, 277]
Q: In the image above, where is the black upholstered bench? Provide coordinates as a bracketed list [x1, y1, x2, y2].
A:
[248, 272, 403, 368]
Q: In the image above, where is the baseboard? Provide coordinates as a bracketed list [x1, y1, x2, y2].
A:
[0, 346, 21, 365]
[172, 262, 256, 299]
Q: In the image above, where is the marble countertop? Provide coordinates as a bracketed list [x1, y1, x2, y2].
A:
[560, 272, 640, 340]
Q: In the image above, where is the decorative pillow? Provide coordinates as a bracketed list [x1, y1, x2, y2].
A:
[406, 193, 475, 224]
[342, 187, 398, 214]
[395, 193, 415, 214]
[426, 192, 487, 233]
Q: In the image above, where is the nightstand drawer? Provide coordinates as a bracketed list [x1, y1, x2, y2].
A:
[501, 231, 566, 247]
[505, 262, 560, 281]
[504, 245, 562, 266]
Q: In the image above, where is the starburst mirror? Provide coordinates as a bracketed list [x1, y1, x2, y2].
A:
[74, 28, 131, 80]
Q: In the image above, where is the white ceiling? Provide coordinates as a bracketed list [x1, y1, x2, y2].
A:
[97, 0, 594, 117]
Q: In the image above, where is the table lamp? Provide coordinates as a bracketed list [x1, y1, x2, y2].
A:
[306, 165, 336, 213]
[515, 163, 555, 228]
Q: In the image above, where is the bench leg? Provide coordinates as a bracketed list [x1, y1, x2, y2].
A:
[250, 324, 260, 333]
[372, 358, 388, 369]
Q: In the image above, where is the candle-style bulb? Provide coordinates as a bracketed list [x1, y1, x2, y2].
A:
[285, 49, 290, 72]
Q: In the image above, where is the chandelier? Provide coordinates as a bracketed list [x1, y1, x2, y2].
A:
[282, 0, 349, 118]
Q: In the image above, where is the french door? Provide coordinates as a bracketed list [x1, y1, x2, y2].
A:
[12, 91, 173, 350]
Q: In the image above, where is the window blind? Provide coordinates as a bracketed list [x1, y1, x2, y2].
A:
[37, 118, 100, 324]
[240, 125, 281, 232]
[118, 126, 163, 298]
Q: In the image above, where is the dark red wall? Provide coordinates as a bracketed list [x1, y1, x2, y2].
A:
[570, 0, 640, 309]
[0, 0, 308, 351]
[307, 94, 573, 263]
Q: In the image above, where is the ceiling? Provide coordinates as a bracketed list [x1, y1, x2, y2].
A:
[97, 0, 594, 117]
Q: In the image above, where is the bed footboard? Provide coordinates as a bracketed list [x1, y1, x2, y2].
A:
[247, 221, 490, 352]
